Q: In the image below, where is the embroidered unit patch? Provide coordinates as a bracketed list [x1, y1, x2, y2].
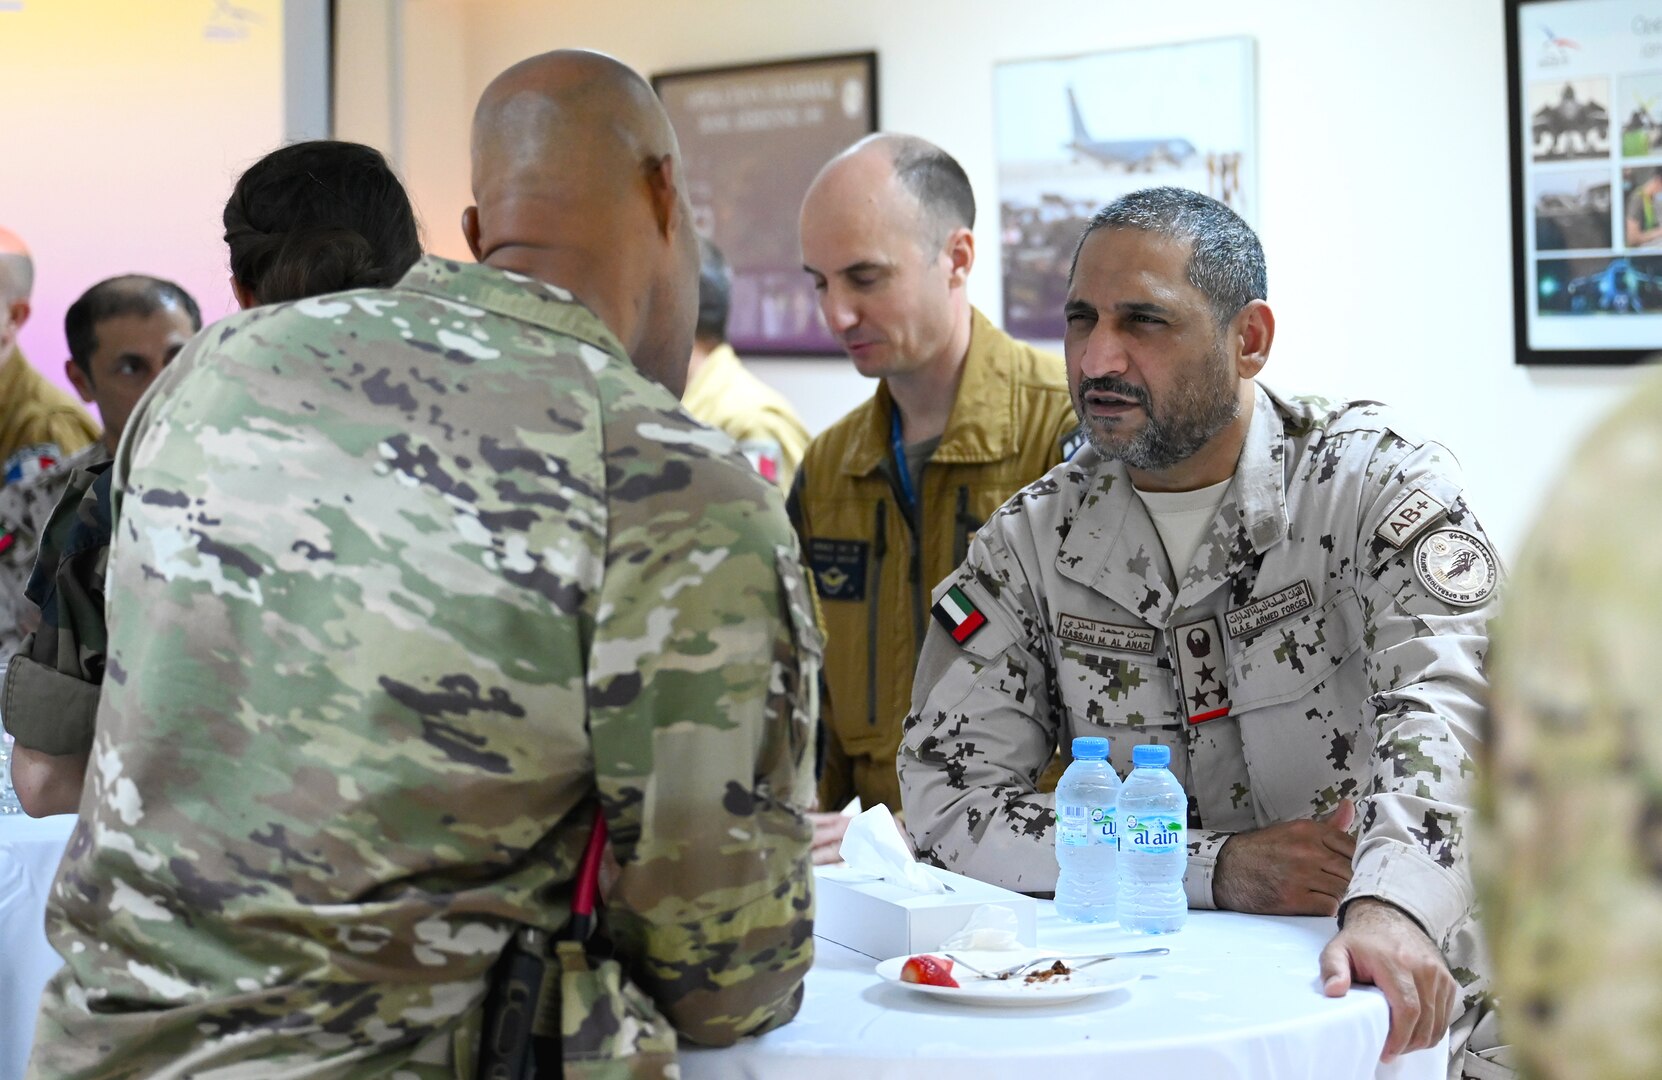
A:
[807, 538, 868, 601]
[1413, 528, 1497, 607]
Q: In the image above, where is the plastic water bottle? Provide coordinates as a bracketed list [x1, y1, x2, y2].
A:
[1054, 736, 1121, 923]
[1, 732, 22, 815]
[1117, 743, 1187, 934]
[1, 654, 20, 815]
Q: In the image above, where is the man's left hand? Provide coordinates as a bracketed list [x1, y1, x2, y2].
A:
[1317, 898, 1457, 1062]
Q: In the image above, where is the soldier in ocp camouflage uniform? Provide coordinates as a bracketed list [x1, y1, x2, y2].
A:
[900, 188, 1510, 1078]
[29, 50, 817, 1078]
[1482, 369, 1662, 1080]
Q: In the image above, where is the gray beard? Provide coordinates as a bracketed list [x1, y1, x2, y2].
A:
[1074, 352, 1239, 472]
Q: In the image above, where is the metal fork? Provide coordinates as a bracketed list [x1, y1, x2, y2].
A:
[949, 946, 1169, 981]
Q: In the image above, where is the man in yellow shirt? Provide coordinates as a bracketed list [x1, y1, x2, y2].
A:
[681, 239, 809, 489]
[0, 227, 100, 486]
[791, 134, 1079, 856]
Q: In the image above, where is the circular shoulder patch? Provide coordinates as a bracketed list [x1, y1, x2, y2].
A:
[1413, 528, 1497, 607]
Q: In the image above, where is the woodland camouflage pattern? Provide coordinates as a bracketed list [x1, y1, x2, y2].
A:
[0, 439, 109, 664]
[900, 384, 1502, 1075]
[29, 256, 819, 1078]
[1483, 370, 1662, 1080]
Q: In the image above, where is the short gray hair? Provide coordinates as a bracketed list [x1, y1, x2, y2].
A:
[1070, 187, 1265, 327]
[884, 134, 975, 247]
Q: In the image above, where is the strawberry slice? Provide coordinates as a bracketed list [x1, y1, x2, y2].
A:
[899, 954, 959, 987]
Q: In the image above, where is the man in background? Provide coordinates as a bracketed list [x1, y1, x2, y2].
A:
[682, 237, 810, 489]
[790, 133, 1078, 855]
[29, 49, 814, 1077]
[1483, 372, 1662, 1080]
[0, 275, 200, 666]
[0, 226, 100, 486]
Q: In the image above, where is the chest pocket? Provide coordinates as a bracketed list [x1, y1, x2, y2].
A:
[1228, 587, 1364, 714]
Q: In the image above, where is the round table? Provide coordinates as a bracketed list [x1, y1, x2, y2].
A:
[682, 906, 1448, 1080]
[0, 814, 74, 1080]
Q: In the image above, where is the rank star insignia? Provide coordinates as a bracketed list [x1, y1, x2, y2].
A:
[1173, 616, 1231, 726]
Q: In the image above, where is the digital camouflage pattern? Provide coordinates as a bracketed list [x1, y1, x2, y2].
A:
[1483, 370, 1662, 1080]
[0, 439, 109, 665]
[0, 456, 112, 756]
[900, 383, 1503, 1075]
[29, 256, 819, 1078]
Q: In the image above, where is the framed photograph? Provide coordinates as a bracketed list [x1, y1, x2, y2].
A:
[654, 52, 878, 356]
[994, 38, 1256, 343]
[1507, 0, 1662, 365]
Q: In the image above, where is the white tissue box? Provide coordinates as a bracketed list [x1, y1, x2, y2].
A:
[813, 863, 1038, 960]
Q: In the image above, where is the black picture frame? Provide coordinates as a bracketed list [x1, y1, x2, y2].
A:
[1508, 0, 1661, 365]
[653, 51, 879, 357]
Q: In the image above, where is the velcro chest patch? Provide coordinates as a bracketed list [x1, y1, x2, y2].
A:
[1374, 487, 1448, 549]
[807, 538, 868, 601]
[1055, 612, 1156, 653]
[1225, 580, 1314, 640]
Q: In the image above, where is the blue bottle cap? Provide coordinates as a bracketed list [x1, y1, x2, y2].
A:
[1131, 743, 1171, 768]
[1071, 736, 1109, 761]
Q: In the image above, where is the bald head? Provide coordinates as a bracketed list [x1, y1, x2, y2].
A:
[810, 134, 975, 250]
[0, 226, 33, 354]
[798, 133, 979, 385]
[0, 226, 33, 304]
[463, 49, 700, 394]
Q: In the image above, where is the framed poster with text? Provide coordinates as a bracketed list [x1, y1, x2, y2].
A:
[654, 52, 878, 356]
[1508, 0, 1662, 364]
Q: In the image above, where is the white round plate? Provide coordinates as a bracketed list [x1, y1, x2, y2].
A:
[875, 949, 1140, 1007]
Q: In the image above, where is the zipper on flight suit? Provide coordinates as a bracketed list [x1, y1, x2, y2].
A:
[952, 484, 979, 567]
[866, 499, 887, 728]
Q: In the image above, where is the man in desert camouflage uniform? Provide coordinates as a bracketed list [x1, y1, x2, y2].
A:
[1482, 371, 1662, 1080]
[900, 188, 1508, 1078]
[0, 274, 200, 667]
[28, 50, 817, 1078]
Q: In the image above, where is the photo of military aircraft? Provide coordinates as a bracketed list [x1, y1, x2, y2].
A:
[1530, 79, 1610, 162]
[1066, 87, 1197, 170]
[1539, 257, 1662, 314]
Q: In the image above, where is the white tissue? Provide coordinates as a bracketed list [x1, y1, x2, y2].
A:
[940, 904, 1023, 951]
[836, 804, 948, 895]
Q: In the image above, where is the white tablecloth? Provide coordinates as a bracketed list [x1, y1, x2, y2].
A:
[0, 814, 73, 1080]
[683, 905, 1448, 1080]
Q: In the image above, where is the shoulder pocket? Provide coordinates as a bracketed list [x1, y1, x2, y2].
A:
[1229, 587, 1364, 714]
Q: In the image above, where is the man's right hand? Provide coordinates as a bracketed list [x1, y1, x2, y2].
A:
[1212, 798, 1357, 915]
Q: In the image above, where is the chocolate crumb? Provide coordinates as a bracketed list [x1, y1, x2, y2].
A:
[1024, 960, 1072, 984]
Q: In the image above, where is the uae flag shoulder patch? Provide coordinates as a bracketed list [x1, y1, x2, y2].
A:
[932, 584, 987, 645]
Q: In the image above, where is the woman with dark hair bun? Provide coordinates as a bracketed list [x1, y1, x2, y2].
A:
[223, 140, 422, 307]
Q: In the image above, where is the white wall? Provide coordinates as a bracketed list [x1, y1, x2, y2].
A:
[357, 0, 1655, 556]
